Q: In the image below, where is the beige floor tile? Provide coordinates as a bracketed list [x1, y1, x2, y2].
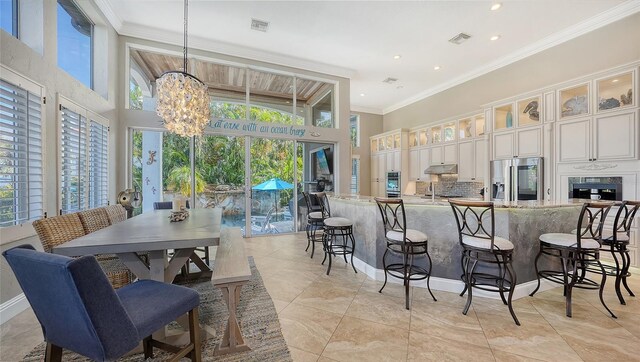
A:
[273, 298, 291, 314]
[316, 357, 339, 362]
[491, 349, 546, 361]
[345, 290, 411, 329]
[322, 316, 408, 362]
[407, 330, 494, 362]
[612, 310, 640, 338]
[532, 299, 640, 361]
[279, 303, 342, 355]
[289, 346, 320, 362]
[0, 309, 42, 362]
[409, 301, 488, 348]
[292, 279, 358, 315]
[471, 294, 540, 318]
[262, 273, 316, 303]
[412, 287, 464, 308]
[477, 307, 582, 361]
[359, 277, 412, 300]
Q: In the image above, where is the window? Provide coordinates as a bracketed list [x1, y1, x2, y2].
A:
[350, 157, 360, 194]
[0, 0, 18, 37]
[57, 0, 93, 89]
[59, 98, 109, 213]
[0, 75, 44, 227]
[350, 114, 360, 147]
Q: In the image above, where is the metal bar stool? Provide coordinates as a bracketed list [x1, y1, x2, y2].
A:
[602, 201, 640, 304]
[322, 216, 357, 275]
[530, 202, 616, 318]
[375, 197, 436, 310]
[302, 192, 329, 258]
[449, 200, 519, 326]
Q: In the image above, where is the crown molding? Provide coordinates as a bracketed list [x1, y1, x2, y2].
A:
[94, 0, 123, 31]
[382, 0, 640, 115]
[350, 105, 384, 115]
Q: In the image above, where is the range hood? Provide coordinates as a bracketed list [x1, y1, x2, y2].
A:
[424, 164, 458, 175]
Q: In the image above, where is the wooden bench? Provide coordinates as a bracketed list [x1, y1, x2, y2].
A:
[211, 227, 251, 355]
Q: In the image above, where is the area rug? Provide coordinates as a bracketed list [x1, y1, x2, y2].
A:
[23, 257, 292, 362]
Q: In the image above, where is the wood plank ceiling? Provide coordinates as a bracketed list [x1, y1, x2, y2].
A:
[131, 49, 330, 106]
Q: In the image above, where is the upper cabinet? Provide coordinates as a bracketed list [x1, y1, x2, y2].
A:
[494, 94, 544, 132]
[559, 83, 590, 121]
[517, 96, 541, 127]
[458, 114, 485, 140]
[596, 70, 635, 114]
[493, 103, 514, 131]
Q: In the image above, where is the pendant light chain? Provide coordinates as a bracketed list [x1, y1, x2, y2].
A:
[183, 0, 188, 72]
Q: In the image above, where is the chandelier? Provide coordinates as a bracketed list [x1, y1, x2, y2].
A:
[155, 0, 210, 137]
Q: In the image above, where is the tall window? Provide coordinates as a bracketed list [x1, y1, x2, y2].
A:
[350, 114, 360, 147]
[0, 75, 44, 227]
[57, 0, 93, 89]
[59, 99, 109, 213]
[0, 0, 18, 37]
[350, 157, 360, 194]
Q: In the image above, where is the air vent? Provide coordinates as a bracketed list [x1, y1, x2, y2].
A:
[448, 32, 471, 45]
[251, 18, 270, 32]
[382, 77, 398, 84]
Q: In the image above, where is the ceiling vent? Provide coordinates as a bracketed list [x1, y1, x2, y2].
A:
[382, 77, 398, 84]
[251, 18, 270, 32]
[448, 33, 471, 45]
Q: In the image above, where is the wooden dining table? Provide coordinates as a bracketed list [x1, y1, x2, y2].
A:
[52, 208, 222, 283]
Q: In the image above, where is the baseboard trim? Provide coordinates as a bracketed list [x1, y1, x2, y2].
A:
[0, 293, 29, 325]
[352, 256, 558, 300]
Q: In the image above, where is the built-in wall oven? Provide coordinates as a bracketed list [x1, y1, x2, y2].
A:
[569, 179, 622, 201]
[386, 172, 401, 198]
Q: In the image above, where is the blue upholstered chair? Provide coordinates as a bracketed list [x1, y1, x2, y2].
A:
[3, 245, 201, 362]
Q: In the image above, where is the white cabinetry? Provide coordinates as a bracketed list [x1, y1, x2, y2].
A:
[430, 144, 457, 165]
[370, 129, 409, 196]
[492, 127, 542, 160]
[408, 148, 432, 181]
[458, 139, 487, 182]
[556, 110, 637, 163]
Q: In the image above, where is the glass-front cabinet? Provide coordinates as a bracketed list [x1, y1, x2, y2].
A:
[442, 122, 456, 142]
[559, 83, 589, 120]
[475, 114, 486, 136]
[431, 126, 442, 143]
[494, 103, 514, 131]
[419, 129, 428, 146]
[458, 118, 472, 139]
[596, 71, 634, 113]
[409, 131, 417, 147]
[517, 96, 542, 127]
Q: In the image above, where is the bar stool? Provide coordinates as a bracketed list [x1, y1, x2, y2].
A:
[530, 202, 616, 318]
[375, 197, 436, 310]
[449, 200, 519, 326]
[602, 201, 640, 304]
[302, 192, 329, 258]
[322, 216, 357, 275]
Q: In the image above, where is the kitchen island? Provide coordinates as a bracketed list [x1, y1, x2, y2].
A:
[329, 195, 582, 297]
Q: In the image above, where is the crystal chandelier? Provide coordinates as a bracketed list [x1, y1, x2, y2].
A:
[155, 0, 210, 137]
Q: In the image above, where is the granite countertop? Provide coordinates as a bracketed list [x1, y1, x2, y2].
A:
[331, 194, 584, 209]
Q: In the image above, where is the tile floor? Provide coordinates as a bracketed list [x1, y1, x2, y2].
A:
[2, 233, 640, 361]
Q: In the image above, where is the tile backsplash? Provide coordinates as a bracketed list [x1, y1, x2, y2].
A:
[415, 175, 484, 198]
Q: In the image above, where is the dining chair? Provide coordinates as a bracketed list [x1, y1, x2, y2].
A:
[153, 200, 190, 210]
[32, 213, 133, 289]
[3, 244, 201, 362]
[530, 202, 615, 318]
[104, 204, 128, 224]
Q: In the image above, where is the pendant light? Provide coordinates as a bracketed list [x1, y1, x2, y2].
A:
[155, 0, 210, 137]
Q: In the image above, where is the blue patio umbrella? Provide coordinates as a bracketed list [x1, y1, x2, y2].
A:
[252, 178, 294, 219]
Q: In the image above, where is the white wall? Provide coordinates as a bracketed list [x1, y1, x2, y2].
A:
[351, 111, 383, 196]
[0, 2, 120, 305]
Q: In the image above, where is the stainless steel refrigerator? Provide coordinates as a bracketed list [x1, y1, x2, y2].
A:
[490, 157, 543, 201]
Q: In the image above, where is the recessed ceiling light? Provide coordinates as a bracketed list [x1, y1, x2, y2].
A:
[490, 3, 502, 11]
[434, 65, 441, 70]
[393, 55, 402, 60]
[360, 93, 365, 97]
[612, 79, 619, 83]
[490, 35, 501, 41]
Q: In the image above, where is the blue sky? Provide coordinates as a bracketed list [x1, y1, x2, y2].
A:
[1, 1, 92, 89]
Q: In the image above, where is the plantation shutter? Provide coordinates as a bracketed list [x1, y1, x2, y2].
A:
[88, 118, 108, 208]
[60, 105, 87, 213]
[0, 78, 44, 226]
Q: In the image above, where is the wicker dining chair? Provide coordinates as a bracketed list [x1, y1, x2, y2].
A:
[78, 208, 111, 234]
[104, 204, 128, 224]
[32, 213, 133, 289]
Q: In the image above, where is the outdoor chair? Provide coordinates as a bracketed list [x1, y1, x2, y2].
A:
[32, 213, 133, 289]
[250, 207, 278, 234]
[3, 245, 201, 362]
